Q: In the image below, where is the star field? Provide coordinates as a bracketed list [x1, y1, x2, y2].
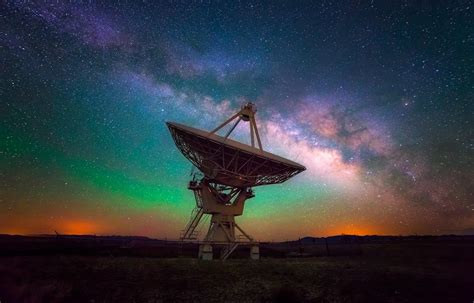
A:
[1, 1, 473, 239]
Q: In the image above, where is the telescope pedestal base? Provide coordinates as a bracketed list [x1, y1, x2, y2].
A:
[183, 178, 257, 260]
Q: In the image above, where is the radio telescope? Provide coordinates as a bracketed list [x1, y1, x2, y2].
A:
[167, 102, 305, 260]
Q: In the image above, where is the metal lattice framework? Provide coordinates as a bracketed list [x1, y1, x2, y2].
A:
[167, 122, 304, 187]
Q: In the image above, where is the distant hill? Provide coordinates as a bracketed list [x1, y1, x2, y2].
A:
[1, 233, 474, 244]
[279, 234, 474, 245]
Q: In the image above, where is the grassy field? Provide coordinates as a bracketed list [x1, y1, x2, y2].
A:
[1, 243, 473, 303]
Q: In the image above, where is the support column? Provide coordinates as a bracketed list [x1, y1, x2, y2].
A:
[205, 214, 236, 242]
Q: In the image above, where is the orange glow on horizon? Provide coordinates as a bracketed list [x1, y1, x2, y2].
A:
[60, 220, 101, 235]
[0, 218, 104, 236]
[320, 223, 388, 236]
[0, 228, 28, 235]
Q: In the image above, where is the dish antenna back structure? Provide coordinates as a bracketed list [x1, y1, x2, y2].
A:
[167, 103, 305, 260]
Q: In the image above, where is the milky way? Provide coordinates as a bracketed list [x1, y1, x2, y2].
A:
[2, 1, 473, 239]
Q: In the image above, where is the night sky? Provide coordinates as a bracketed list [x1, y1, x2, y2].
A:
[2, 1, 473, 240]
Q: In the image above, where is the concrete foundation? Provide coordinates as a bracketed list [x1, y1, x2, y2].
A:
[250, 245, 260, 260]
[198, 244, 213, 260]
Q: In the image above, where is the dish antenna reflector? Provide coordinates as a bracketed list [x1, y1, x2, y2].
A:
[167, 102, 305, 260]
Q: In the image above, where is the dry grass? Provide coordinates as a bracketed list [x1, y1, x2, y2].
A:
[0, 243, 474, 303]
[1, 244, 473, 302]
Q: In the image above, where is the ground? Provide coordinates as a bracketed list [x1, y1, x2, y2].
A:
[1, 243, 473, 302]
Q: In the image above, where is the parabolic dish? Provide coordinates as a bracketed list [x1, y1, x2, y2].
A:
[167, 122, 306, 188]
